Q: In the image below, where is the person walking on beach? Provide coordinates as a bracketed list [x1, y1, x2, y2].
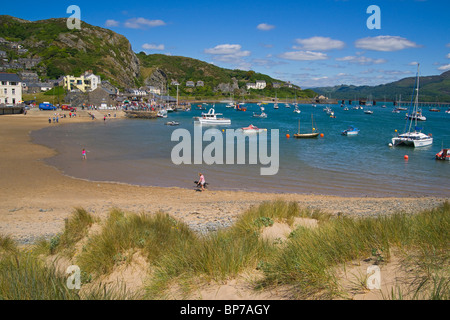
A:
[198, 173, 206, 192]
[82, 148, 87, 160]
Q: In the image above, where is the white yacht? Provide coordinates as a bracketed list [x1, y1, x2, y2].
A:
[194, 108, 231, 125]
[391, 64, 433, 148]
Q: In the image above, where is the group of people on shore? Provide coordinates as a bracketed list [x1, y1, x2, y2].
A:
[47, 112, 77, 124]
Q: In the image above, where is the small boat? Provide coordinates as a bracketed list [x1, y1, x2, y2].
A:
[429, 108, 440, 112]
[285, 103, 291, 108]
[253, 107, 267, 118]
[157, 109, 168, 118]
[343, 107, 349, 111]
[236, 105, 247, 111]
[240, 124, 267, 134]
[194, 108, 231, 125]
[294, 115, 319, 139]
[274, 103, 279, 109]
[364, 109, 373, 114]
[406, 111, 426, 121]
[436, 148, 450, 161]
[341, 126, 360, 136]
[293, 106, 301, 114]
[165, 121, 179, 126]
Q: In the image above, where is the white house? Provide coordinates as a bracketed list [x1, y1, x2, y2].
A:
[255, 80, 267, 89]
[0, 73, 22, 105]
[246, 80, 267, 90]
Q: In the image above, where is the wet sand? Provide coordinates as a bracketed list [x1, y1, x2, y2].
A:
[0, 109, 447, 244]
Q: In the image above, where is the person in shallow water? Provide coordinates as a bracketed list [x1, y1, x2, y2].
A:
[198, 173, 206, 192]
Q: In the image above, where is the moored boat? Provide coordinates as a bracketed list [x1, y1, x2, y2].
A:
[240, 124, 267, 134]
[341, 126, 360, 136]
[194, 108, 231, 125]
[436, 148, 450, 161]
[391, 64, 433, 148]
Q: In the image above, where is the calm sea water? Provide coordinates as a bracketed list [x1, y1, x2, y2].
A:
[32, 103, 450, 197]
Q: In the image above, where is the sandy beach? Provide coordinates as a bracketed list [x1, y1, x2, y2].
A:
[0, 109, 447, 245]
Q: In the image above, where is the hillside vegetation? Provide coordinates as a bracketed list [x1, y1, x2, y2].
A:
[0, 15, 316, 100]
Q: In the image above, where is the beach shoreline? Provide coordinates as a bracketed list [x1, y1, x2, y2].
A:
[0, 109, 447, 244]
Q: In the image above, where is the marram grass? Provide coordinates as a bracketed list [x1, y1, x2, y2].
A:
[0, 201, 448, 300]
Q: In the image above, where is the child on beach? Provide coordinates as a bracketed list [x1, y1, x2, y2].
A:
[198, 173, 206, 192]
[82, 149, 87, 160]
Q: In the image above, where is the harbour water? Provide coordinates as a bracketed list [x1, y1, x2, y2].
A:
[32, 103, 450, 197]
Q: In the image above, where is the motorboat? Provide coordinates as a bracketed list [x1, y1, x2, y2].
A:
[406, 111, 426, 121]
[293, 106, 301, 114]
[193, 108, 231, 125]
[165, 121, 180, 126]
[240, 124, 267, 134]
[157, 109, 168, 118]
[341, 126, 360, 136]
[253, 107, 267, 118]
[436, 148, 450, 161]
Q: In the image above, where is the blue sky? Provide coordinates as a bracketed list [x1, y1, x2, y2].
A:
[2, 0, 450, 88]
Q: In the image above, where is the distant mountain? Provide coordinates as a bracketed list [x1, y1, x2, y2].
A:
[311, 71, 450, 102]
[0, 15, 316, 99]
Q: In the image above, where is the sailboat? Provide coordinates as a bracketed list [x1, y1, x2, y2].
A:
[294, 114, 319, 139]
[391, 64, 433, 148]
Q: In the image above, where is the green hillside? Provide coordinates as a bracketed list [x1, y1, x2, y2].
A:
[137, 53, 316, 100]
[0, 15, 140, 88]
[0, 15, 316, 100]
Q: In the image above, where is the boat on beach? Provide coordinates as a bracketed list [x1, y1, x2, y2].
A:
[391, 64, 433, 148]
[341, 125, 360, 136]
[194, 108, 231, 125]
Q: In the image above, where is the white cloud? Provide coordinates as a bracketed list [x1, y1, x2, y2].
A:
[446, 53, 450, 59]
[355, 36, 420, 52]
[257, 23, 275, 31]
[105, 19, 120, 27]
[336, 56, 387, 65]
[142, 43, 165, 51]
[204, 44, 247, 55]
[294, 36, 345, 51]
[204, 44, 251, 67]
[409, 61, 419, 66]
[279, 51, 328, 61]
[124, 18, 166, 29]
[438, 64, 450, 71]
